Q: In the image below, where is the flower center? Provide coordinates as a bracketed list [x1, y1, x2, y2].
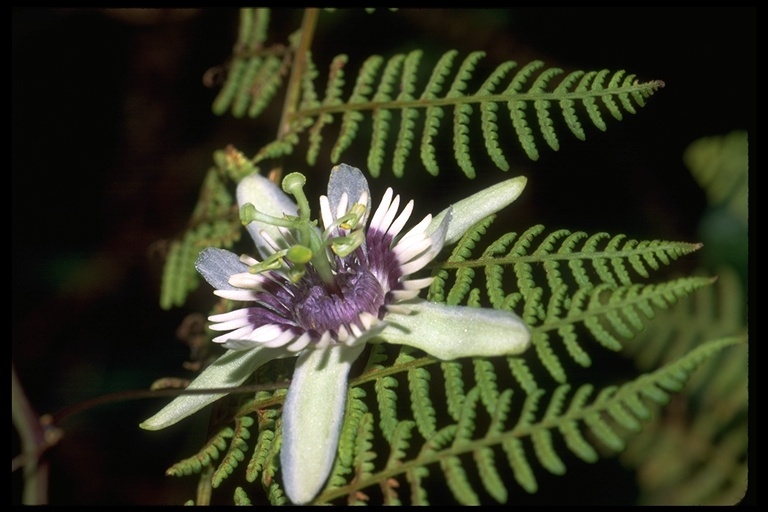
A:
[292, 267, 385, 335]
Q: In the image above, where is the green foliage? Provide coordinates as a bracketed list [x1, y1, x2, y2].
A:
[212, 8, 289, 119]
[616, 131, 749, 505]
[288, 336, 741, 505]
[278, 51, 664, 177]
[159, 152, 247, 309]
[684, 130, 747, 224]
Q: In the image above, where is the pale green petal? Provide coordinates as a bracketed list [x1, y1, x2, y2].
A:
[237, 172, 299, 257]
[379, 300, 530, 360]
[140, 347, 286, 431]
[280, 343, 366, 504]
[430, 176, 528, 245]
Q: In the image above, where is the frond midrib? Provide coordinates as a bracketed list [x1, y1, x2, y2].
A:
[289, 81, 663, 119]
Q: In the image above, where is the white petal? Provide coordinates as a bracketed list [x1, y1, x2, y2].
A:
[228, 272, 267, 289]
[209, 309, 249, 323]
[263, 329, 298, 347]
[429, 176, 527, 246]
[280, 344, 366, 504]
[249, 324, 289, 342]
[393, 235, 433, 264]
[335, 192, 349, 219]
[398, 251, 437, 276]
[398, 214, 432, 243]
[319, 195, 334, 231]
[140, 347, 287, 431]
[335, 325, 349, 343]
[212, 326, 255, 343]
[379, 300, 531, 360]
[384, 304, 413, 315]
[213, 289, 260, 301]
[369, 187, 394, 232]
[390, 289, 422, 302]
[286, 332, 313, 352]
[387, 199, 414, 238]
[401, 277, 434, 290]
[209, 316, 252, 332]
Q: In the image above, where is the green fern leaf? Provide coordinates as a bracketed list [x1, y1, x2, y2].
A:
[419, 50, 458, 175]
[505, 60, 545, 160]
[531, 66, 565, 151]
[478, 61, 517, 171]
[212, 415, 254, 487]
[166, 427, 233, 477]
[245, 408, 277, 482]
[447, 51, 486, 178]
[351, 412, 377, 501]
[473, 359, 500, 412]
[392, 50, 422, 177]
[555, 70, 587, 140]
[502, 436, 538, 493]
[475, 445, 508, 503]
[407, 366, 436, 440]
[331, 55, 383, 162]
[233, 486, 252, 505]
[368, 54, 405, 177]
[507, 358, 540, 395]
[442, 454, 480, 505]
[441, 361, 467, 422]
[374, 375, 399, 442]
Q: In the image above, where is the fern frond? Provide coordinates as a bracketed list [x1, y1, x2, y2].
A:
[478, 61, 517, 171]
[684, 130, 748, 223]
[448, 52, 486, 178]
[619, 267, 747, 505]
[212, 415, 254, 487]
[420, 50, 459, 176]
[441, 214, 496, 306]
[212, 9, 289, 119]
[441, 387, 481, 504]
[306, 54, 348, 166]
[245, 409, 278, 482]
[277, 50, 663, 176]
[349, 412, 377, 504]
[159, 167, 240, 309]
[374, 375, 399, 442]
[392, 50, 422, 177]
[328, 387, 368, 489]
[331, 55, 384, 162]
[407, 364, 437, 439]
[441, 361, 467, 422]
[166, 427, 233, 477]
[368, 54, 406, 177]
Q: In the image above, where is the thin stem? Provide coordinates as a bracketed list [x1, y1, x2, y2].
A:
[12, 363, 51, 505]
[268, 8, 320, 184]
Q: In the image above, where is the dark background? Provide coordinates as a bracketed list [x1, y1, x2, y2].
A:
[12, 8, 754, 505]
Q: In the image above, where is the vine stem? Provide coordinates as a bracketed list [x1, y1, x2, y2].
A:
[12, 362, 54, 505]
[268, 7, 320, 184]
